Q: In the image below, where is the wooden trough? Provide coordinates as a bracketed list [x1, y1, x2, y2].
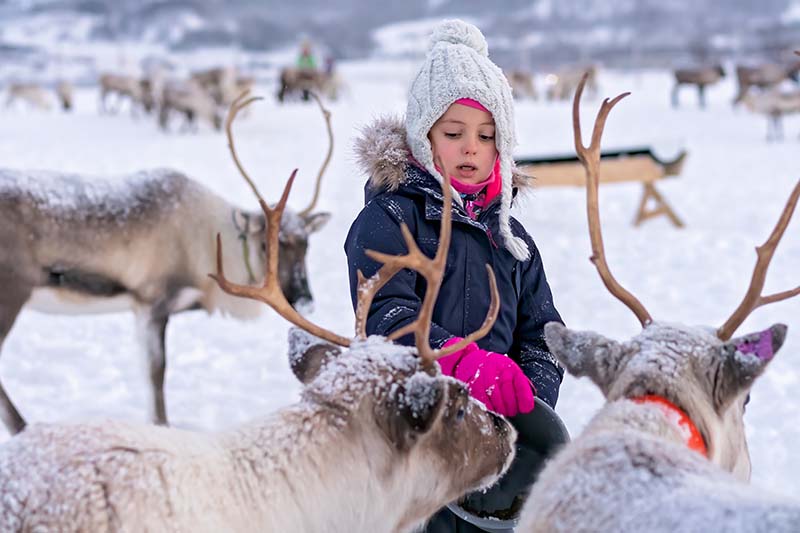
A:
[516, 147, 687, 227]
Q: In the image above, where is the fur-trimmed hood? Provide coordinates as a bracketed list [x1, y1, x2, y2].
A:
[353, 114, 535, 260]
[354, 115, 533, 196]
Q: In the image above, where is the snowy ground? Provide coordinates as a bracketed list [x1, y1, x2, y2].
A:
[1, 62, 798, 497]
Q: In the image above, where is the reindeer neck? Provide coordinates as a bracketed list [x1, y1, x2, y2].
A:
[221, 403, 418, 532]
[595, 398, 708, 458]
[631, 395, 707, 456]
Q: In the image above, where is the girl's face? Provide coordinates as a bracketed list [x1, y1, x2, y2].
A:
[429, 103, 497, 185]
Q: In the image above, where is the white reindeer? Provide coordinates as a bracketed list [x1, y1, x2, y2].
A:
[0, 117, 517, 531]
[4, 82, 52, 111]
[0, 92, 334, 434]
[518, 75, 800, 532]
[98, 73, 150, 115]
[741, 88, 800, 142]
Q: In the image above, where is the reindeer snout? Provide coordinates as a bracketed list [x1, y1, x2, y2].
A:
[489, 412, 516, 445]
[490, 412, 507, 432]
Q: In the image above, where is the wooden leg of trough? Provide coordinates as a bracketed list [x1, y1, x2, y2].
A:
[634, 182, 685, 228]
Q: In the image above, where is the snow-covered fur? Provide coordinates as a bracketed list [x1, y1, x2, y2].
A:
[518, 321, 800, 532]
[355, 115, 533, 198]
[0, 333, 516, 533]
[0, 168, 330, 433]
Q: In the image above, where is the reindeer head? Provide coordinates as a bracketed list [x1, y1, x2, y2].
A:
[287, 329, 516, 516]
[560, 75, 799, 480]
[226, 91, 332, 309]
[211, 103, 516, 515]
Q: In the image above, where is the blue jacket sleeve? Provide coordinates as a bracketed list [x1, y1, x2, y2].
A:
[345, 199, 454, 348]
[512, 233, 565, 408]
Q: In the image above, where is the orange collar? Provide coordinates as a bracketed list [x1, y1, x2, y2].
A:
[632, 395, 708, 457]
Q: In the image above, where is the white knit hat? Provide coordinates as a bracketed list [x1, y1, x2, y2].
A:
[405, 19, 529, 261]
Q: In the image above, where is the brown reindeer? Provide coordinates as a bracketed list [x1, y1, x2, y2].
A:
[518, 74, 800, 532]
[277, 66, 339, 103]
[191, 66, 235, 104]
[0, 93, 515, 533]
[732, 60, 800, 106]
[0, 91, 334, 434]
[671, 64, 725, 108]
[158, 79, 223, 132]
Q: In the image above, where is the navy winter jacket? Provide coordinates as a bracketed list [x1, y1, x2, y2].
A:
[344, 158, 565, 407]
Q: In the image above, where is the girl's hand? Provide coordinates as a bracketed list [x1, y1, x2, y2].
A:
[439, 338, 536, 417]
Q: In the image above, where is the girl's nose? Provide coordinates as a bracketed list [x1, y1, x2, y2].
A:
[462, 138, 478, 155]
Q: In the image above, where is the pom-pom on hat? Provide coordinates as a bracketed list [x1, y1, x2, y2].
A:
[405, 19, 529, 261]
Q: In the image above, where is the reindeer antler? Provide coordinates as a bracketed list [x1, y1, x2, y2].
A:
[211, 170, 353, 347]
[357, 158, 500, 366]
[573, 73, 652, 327]
[717, 180, 800, 340]
[226, 90, 267, 205]
[214, 94, 499, 363]
[298, 92, 333, 217]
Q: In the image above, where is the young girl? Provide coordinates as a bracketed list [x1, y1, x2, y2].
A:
[345, 19, 564, 530]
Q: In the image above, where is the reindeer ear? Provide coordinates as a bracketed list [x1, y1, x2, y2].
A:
[712, 324, 787, 410]
[377, 373, 446, 452]
[302, 212, 331, 234]
[250, 214, 266, 236]
[287, 327, 342, 384]
[544, 321, 627, 395]
[232, 209, 249, 232]
[232, 210, 266, 237]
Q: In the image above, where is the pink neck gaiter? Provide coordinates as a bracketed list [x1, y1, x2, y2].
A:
[438, 156, 502, 205]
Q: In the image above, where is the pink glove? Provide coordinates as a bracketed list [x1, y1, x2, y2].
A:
[438, 337, 535, 417]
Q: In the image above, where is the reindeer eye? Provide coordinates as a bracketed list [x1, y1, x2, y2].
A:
[455, 407, 465, 421]
[260, 242, 266, 252]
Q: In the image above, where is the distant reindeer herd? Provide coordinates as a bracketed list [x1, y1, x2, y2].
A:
[0, 71, 798, 531]
[9, 55, 800, 140]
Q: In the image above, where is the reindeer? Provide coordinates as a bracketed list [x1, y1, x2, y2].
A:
[507, 69, 538, 100]
[55, 80, 73, 111]
[98, 73, 151, 115]
[0, 92, 334, 434]
[518, 75, 800, 532]
[741, 88, 800, 141]
[732, 60, 800, 106]
[158, 79, 223, 132]
[0, 94, 516, 532]
[4, 82, 52, 110]
[189, 66, 253, 107]
[671, 64, 725, 108]
[277, 66, 338, 103]
[544, 65, 598, 101]
[191, 66, 235, 104]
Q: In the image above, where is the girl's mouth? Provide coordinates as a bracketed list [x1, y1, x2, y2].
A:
[457, 164, 478, 178]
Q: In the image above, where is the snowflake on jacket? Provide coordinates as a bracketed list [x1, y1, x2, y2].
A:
[344, 116, 565, 407]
